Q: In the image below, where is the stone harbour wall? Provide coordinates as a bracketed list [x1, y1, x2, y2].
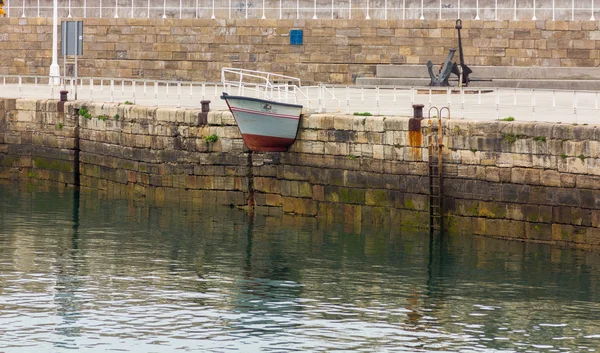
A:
[2, 17, 600, 84]
[2, 97, 600, 248]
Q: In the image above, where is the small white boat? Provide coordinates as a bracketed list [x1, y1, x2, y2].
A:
[220, 68, 305, 152]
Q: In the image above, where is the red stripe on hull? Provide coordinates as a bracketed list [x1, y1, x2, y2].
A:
[242, 133, 295, 152]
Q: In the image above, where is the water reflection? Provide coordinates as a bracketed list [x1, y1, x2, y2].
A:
[0, 182, 599, 352]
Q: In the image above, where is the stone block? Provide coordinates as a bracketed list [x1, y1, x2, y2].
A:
[540, 170, 561, 187]
[511, 168, 540, 185]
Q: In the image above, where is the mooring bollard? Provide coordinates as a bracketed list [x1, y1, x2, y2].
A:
[199, 100, 211, 125]
[412, 104, 424, 119]
[58, 90, 69, 113]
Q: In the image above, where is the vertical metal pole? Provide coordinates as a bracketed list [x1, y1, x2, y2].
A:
[475, 0, 479, 19]
[163, 0, 167, 18]
[180, 0, 182, 18]
[348, 0, 351, 19]
[37, 0, 40, 17]
[402, 0, 405, 20]
[495, 0, 497, 20]
[439, 0, 441, 19]
[457, 0, 460, 19]
[313, 0, 317, 18]
[114, 0, 118, 18]
[330, 0, 333, 19]
[573, 90, 577, 124]
[592, 0, 596, 21]
[552, 0, 555, 20]
[196, 0, 199, 18]
[212, 0, 216, 18]
[21, 0, 24, 18]
[365, 0, 370, 19]
[532, 0, 536, 20]
[420, 0, 424, 19]
[384, 0, 386, 19]
[513, 0, 516, 20]
[84, 0, 86, 18]
[49, 0, 60, 85]
[495, 88, 499, 120]
[147, 0, 150, 18]
[131, 0, 134, 18]
[246, 0, 248, 18]
[68, 0, 72, 17]
[100, 0, 102, 18]
[572, 0, 575, 20]
[532, 89, 536, 121]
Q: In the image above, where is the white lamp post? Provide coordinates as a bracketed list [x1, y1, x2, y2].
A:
[49, 0, 60, 85]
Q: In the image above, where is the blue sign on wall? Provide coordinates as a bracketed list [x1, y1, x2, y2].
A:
[290, 30, 303, 45]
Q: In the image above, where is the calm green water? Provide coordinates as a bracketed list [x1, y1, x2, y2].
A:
[1, 184, 600, 352]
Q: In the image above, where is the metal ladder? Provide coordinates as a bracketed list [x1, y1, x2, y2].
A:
[427, 107, 448, 236]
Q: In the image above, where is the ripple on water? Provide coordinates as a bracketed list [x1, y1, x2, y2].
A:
[1, 185, 600, 352]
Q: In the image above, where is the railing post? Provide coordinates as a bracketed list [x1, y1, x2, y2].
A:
[420, 0, 424, 19]
[475, 0, 479, 20]
[532, 0, 536, 20]
[592, 0, 596, 21]
[21, 0, 25, 18]
[513, 0, 517, 20]
[365, 0, 370, 19]
[313, 0, 317, 19]
[384, 0, 386, 20]
[552, 0, 555, 20]
[114, 0, 118, 18]
[163, 0, 167, 18]
[495, 0, 498, 20]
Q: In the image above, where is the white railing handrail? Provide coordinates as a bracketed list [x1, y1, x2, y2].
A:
[221, 67, 303, 102]
[3, 0, 599, 21]
[2, 73, 600, 124]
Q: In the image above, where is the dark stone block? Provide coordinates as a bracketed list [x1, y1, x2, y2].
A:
[555, 188, 581, 207]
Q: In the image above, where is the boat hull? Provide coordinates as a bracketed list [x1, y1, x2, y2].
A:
[221, 94, 303, 152]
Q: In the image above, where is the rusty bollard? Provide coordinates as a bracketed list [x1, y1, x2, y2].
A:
[409, 104, 425, 131]
[58, 90, 69, 113]
[198, 100, 210, 125]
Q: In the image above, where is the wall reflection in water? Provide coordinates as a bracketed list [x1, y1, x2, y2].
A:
[0, 182, 599, 352]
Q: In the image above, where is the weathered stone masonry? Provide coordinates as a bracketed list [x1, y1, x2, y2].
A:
[2, 18, 600, 84]
[2, 98, 600, 248]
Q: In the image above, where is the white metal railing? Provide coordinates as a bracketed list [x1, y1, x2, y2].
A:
[221, 67, 313, 108]
[3, 0, 598, 20]
[1, 74, 600, 125]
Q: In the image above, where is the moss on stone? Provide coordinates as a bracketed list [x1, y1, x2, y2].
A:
[33, 157, 73, 173]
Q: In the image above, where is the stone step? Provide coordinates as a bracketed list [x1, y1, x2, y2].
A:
[357, 77, 600, 90]
[375, 65, 600, 81]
